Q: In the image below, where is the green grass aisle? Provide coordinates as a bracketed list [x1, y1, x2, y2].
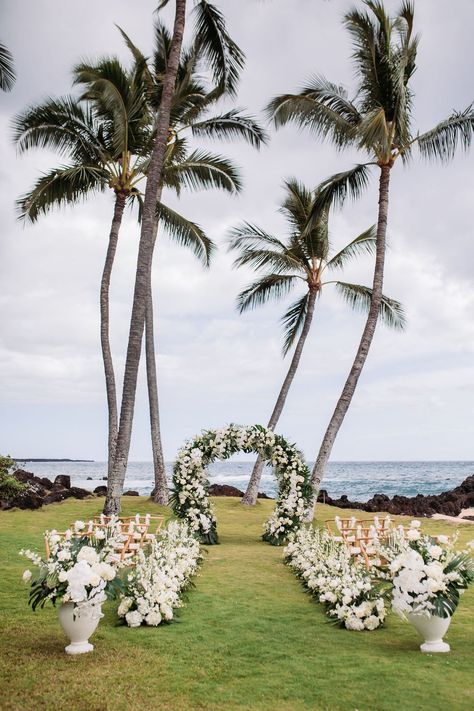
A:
[0, 497, 473, 711]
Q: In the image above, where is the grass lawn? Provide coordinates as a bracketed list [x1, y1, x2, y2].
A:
[1, 497, 473, 711]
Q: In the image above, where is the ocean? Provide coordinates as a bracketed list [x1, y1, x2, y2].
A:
[18, 460, 474, 502]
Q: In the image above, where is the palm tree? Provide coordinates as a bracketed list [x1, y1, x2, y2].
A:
[105, 0, 249, 515]
[116, 20, 267, 503]
[13, 63, 150, 479]
[266, 0, 474, 507]
[229, 178, 404, 505]
[13, 52, 245, 490]
[0, 42, 15, 92]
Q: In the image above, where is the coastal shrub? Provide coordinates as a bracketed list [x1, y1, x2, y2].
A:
[0, 455, 25, 502]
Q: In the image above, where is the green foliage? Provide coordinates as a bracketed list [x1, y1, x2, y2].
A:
[0, 41, 15, 92]
[0, 455, 24, 502]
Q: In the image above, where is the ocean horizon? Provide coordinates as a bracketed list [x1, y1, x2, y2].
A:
[17, 459, 474, 503]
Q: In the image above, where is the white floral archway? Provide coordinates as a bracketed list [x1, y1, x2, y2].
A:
[170, 424, 313, 545]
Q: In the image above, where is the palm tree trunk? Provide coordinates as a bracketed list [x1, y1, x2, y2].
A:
[307, 164, 392, 518]
[146, 192, 168, 505]
[104, 0, 187, 516]
[241, 287, 318, 505]
[101, 191, 126, 478]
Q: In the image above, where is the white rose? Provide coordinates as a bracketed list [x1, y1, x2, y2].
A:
[406, 529, 421, 541]
[364, 615, 380, 631]
[89, 574, 101, 587]
[436, 535, 449, 545]
[410, 520, 421, 529]
[118, 597, 133, 617]
[145, 610, 162, 626]
[57, 549, 71, 561]
[125, 610, 143, 628]
[22, 570, 32, 583]
[428, 545, 443, 560]
[58, 570, 68, 583]
[94, 529, 106, 540]
[77, 546, 99, 565]
[74, 520, 86, 532]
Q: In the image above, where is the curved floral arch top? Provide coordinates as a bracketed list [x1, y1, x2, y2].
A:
[170, 424, 313, 545]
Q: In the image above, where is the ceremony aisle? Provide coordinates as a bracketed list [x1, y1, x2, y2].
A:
[0, 497, 473, 711]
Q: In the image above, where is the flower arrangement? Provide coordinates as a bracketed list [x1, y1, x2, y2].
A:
[378, 525, 474, 619]
[170, 424, 313, 545]
[21, 520, 123, 612]
[118, 521, 202, 627]
[285, 527, 387, 630]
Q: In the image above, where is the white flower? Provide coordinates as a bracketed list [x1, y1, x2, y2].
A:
[57, 549, 71, 562]
[145, 610, 162, 626]
[22, 570, 32, 583]
[428, 545, 443, 560]
[58, 570, 68, 583]
[77, 546, 99, 565]
[74, 520, 86, 532]
[364, 615, 380, 630]
[118, 598, 133, 617]
[406, 528, 421, 541]
[125, 610, 143, 628]
[94, 529, 106, 540]
[436, 535, 449, 545]
[410, 520, 421, 529]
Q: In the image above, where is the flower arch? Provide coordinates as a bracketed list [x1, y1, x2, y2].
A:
[170, 424, 313, 545]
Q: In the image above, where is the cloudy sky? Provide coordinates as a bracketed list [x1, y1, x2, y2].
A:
[1, 0, 473, 463]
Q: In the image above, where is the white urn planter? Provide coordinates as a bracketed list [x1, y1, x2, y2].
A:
[58, 601, 103, 654]
[407, 612, 451, 653]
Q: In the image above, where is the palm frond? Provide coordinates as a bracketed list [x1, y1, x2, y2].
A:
[309, 164, 372, 220]
[12, 96, 106, 162]
[0, 41, 15, 91]
[281, 293, 309, 356]
[192, 1, 245, 97]
[190, 109, 268, 148]
[237, 274, 300, 313]
[416, 105, 474, 162]
[232, 248, 306, 275]
[17, 164, 107, 223]
[156, 202, 214, 266]
[162, 149, 241, 194]
[335, 281, 406, 330]
[266, 91, 358, 150]
[279, 178, 314, 234]
[326, 225, 377, 270]
[227, 223, 287, 252]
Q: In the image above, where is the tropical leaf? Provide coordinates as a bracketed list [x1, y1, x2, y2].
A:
[416, 105, 474, 163]
[156, 202, 214, 266]
[192, 1, 245, 97]
[334, 281, 406, 330]
[163, 149, 241, 195]
[0, 41, 15, 92]
[227, 223, 287, 253]
[325, 225, 377, 270]
[190, 109, 268, 148]
[308, 164, 372, 225]
[236, 274, 301, 313]
[16, 164, 107, 223]
[281, 293, 310, 356]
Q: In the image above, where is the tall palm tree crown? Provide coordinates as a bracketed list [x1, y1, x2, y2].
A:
[229, 179, 404, 505]
[266, 0, 474, 503]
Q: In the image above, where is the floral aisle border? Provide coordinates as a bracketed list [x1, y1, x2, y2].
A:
[285, 527, 387, 630]
[170, 424, 313, 545]
[118, 521, 202, 627]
